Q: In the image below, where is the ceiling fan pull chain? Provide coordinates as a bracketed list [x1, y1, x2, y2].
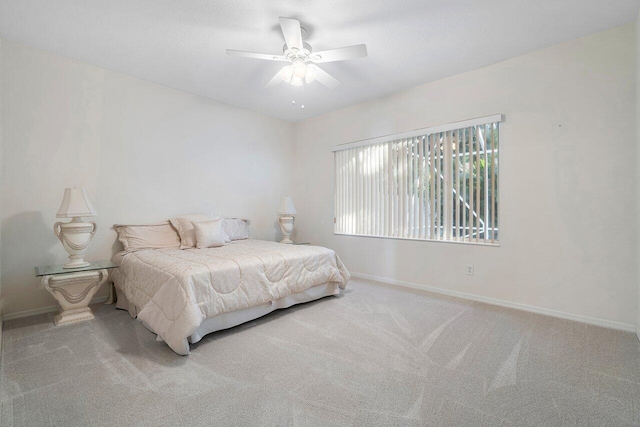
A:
[301, 84, 305, 109]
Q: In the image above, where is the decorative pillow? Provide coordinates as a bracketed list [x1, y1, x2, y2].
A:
[223, 218, 250, 241]
[170, 214, 215, 249]
[193, 219, 227, 249]
[114, 222, 181, 253]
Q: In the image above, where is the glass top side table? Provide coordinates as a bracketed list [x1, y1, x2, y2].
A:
[35, 260, 118, 277]
[35, 261, 118, 325]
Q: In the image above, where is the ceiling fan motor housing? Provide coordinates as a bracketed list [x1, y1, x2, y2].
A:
[283, 42, 313, 61]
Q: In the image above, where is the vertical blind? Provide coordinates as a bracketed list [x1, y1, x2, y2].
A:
[333, 115, 501, 245]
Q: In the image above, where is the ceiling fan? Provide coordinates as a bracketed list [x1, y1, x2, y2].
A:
[226, 17, 367, 91]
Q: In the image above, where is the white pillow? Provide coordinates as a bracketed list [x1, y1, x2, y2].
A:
[223, 218, 250, 241]
[193, 219, 227, 249]
[170, 214, 214, 249]
[114, 222, 181, 254]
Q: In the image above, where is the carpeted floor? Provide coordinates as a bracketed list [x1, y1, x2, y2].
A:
[1, 278, 639, 426]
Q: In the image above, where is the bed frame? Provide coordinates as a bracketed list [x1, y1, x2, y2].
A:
[114, 282, 340, 345]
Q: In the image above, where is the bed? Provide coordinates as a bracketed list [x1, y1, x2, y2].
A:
[110, 239, 350, 355]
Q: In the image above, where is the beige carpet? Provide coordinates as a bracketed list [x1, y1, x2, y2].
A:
[1, 278, 639, 426]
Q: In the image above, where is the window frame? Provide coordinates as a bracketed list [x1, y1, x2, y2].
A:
[332, 114, 503, 247]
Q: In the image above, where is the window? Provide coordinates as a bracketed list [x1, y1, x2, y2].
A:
[333, 115, 502, 245]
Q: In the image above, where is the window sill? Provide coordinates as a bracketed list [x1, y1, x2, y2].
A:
[333, 232, 500, 247]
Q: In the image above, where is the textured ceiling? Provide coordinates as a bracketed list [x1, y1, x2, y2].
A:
[1, 0, 639, 122]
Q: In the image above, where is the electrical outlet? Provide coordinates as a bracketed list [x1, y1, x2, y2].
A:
[466, 265, 474, 276]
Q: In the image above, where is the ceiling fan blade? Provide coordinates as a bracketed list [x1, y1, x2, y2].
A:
[309, 65, 340, 89]
[226, 49, 287, 62]
[265, 69, 285, 88]
[279, 17, 304, 51]
[309, 44, 368, 63]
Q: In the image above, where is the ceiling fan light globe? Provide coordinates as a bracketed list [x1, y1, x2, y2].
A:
[292, 59, 307, 78]
[291, 76, 303, 86]
[304, 66, 317, 84]
[279, 65, 294, 82]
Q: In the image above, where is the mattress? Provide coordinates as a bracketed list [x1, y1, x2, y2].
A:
[111, 239, 350, 355]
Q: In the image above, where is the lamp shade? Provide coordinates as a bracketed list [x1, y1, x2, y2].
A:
[56, 188, 97, 218]
[278, 196, 297, 215]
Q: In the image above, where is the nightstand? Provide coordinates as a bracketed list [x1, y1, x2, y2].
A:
[35, 261, 118, 326]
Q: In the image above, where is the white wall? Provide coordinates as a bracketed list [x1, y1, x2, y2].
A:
[636, 12, 640, 338]
[293, 24, 637, 328]
[0, 38, 3, 344]
[0, 40, 295, 316]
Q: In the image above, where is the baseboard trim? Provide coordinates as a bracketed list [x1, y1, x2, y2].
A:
[2, 296, 109, 321]
[350, 272, 637, 333]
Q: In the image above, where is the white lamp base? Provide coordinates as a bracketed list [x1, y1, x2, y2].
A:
[279, 215, 295, 244]
[54, 217, 97, 269]
[63, 257, 91, 269]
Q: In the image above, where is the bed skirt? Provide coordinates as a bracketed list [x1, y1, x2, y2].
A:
[114, 282, 340, 345]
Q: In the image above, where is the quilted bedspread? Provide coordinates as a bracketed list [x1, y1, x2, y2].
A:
[111, 239, 350, 355]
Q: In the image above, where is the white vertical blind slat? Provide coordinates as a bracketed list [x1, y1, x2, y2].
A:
[475, 127, 481, 243]
[368, 146, 372, 235]
[483, 126, 489, 243]
[366, 146, 370, 236]
[443, 131, 453, 241]
[359, 147, 364, 235]
[414, 137, 420, 239]
[404, 139, 410, 237]
[418, 136, 424, 239]
[393, 142, 399, 237]
[353, 148, 357, 234]
[339, 150, 343, 233]
[491, 123, 500, 240]
[386, 143, 391, 237]
[454, 130, 460, 240]
[400, 140, 406, 237]
[436, 134, 442, 240]
[412, 138, 418, 238]
[461, 129, 467, 242]
[340, 150, 344, 233]
[377, 145, 381, 236]
[467, 127, 474, 243]
[335, 151, 339, 233]
[354, 148, 358, 234]
[429, 134, 436, 240]
[373, 144, 377, 235]
[402, 139, 413, 238]
[411, 139, 415, 238]
[378, 144, 386, 236]
[489, 124, 496, 243]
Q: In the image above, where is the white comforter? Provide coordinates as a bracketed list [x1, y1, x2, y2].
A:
[111, 240, 350, 354]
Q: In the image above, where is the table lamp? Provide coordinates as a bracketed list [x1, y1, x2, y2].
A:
[54, 188, 97, 268]
[278, 196, 297, 244]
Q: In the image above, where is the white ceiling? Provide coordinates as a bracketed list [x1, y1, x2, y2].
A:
[1, 0, 639, 122]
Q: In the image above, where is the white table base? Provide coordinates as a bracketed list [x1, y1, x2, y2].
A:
[42, 269, 109, 326]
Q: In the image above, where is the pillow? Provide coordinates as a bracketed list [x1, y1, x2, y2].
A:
[223, 218, 250, 241]
[170, 214, 215, 249]
[114, 222, 181, 253]
[193, 219, 227, 249]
